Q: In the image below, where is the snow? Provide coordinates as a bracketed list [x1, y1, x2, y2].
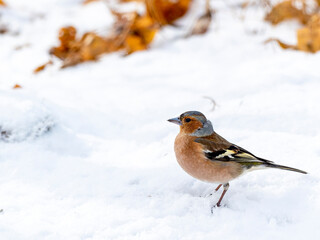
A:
[0, 91, 54, 142]
[1, 0, 320, 239]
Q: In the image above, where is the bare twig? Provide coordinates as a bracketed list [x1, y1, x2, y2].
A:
[203, 96, 217, 112]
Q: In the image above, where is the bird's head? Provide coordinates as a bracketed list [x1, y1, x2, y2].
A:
[168, 111, 214, 137]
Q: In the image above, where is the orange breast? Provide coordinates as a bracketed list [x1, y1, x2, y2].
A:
[174, 133, 243, 183]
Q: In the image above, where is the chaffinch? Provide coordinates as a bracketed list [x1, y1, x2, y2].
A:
[168, 111, 307, 210]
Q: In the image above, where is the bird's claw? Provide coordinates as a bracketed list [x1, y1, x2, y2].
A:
[210, 204, 220, 213]
[211, 203, 228, 213]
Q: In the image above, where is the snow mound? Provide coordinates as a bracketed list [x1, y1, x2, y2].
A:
[0, 91, 54, 142]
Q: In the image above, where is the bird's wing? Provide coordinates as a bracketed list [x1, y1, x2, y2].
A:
[194, 137, 274, 167]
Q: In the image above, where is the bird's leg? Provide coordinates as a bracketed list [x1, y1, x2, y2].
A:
[215, 184, 222, 192]
[215, 183, 229, 207]
[211, 183, 230, 213]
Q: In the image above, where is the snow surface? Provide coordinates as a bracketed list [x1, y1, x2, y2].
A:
[1, 0, 320, 239]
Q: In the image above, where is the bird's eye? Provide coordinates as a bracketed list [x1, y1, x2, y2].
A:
[185, 118, 191, 123]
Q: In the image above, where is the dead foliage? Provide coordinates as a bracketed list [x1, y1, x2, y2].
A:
[146, 0, 192, 26]
[119, 0, 144, 2]
[42, 11, 158, 70]
[265, 0, 320, 53]
[297, 14, 320, 52]
[121, 12, 158, 54]
[0, 25, 8, 34]
[0, 1, 8, 34]
[264, 38, 297, 50]
[34, 60, 53, 73]
[36, 0, 204, 71]
[83, 0, 143, 3]
[187, 0, 213, 37]
[13, 84, 22, 89]
[265, 0, 310, 25]
[83, 0, 100, 4]
[240, 1, 250, 9]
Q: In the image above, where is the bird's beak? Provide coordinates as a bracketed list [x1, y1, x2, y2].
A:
[168, 117, 182, 126]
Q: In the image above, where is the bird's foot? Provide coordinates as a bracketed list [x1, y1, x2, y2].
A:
[211, 204, 220, 213]
[211, 203, 228, 213]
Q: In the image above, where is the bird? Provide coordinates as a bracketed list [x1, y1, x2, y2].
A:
[168, 111, 307, 210]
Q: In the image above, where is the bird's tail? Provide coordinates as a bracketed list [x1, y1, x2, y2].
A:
[265, 163, 307, 174]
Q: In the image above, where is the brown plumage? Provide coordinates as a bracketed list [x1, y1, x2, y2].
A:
[174, 133, 243, 184]
[168, 111, 307, 210]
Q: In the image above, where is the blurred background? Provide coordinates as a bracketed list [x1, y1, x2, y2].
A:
[0, 0, 320, 239]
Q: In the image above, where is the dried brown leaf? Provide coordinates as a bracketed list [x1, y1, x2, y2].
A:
[50, 26, 79, 60]
[265, 13, 320, 53]
[83, 0, 100, 5]
[265, 38, 297, 50]
[34, 60, 53, 73]
[111, 11, 158, 54]
[110, 11, 137, 49]
[125, 35, 147, 53]
[265, 0, 310, 25]
[48, 3, 162, 69]
[241, 1, 250, 9]
[61, 53, 83, 68]
[187, 0, 212, 37]
[58, 26, 77, 50]
[13, 84, 22, 89]
[0, 25, 8, 34]
[120, 0, 144, 2]
[146, 0, 192, 25]
[297, 14, 320, 52]
[50, 26, 109, 68]
[128, 14, 158, 47]
[80, 33, 111, 60]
